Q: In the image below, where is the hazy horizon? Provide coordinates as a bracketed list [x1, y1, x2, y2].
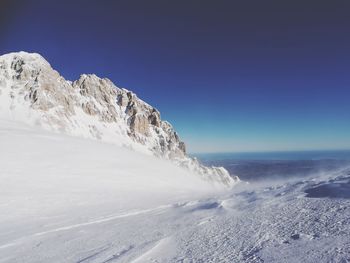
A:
[191, 148, 350, 155]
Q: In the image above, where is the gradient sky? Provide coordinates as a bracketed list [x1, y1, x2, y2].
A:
[1, 0, 350, 153]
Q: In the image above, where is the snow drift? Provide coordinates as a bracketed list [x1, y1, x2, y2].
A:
[0, 119, 227, 262]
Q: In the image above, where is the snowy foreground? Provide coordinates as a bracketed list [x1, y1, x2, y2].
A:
[1, 121, 350, 262]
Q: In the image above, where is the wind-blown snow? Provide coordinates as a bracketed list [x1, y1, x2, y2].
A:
[0, 119, 225, 260]
[1, 120, 350, 262]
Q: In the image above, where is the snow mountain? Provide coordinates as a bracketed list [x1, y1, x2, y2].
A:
[1, 52, 350, 263]
[0, 51, 237, 186]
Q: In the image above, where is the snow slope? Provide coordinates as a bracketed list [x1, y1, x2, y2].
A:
[1, 119, 350, 262]
[0, 119, 225, 261]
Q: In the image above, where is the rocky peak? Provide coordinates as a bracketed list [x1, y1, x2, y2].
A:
[0, 51, 239, 186]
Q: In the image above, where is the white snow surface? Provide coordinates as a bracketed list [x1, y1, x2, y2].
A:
[1, 120, 350, 262]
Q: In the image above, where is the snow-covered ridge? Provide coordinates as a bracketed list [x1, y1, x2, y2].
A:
[0, 51, 238, 186]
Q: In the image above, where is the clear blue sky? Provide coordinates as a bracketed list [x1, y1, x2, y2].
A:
[1, 0, 350, 153]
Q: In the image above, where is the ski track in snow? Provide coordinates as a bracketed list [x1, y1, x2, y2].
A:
[1, 121, 350, 262]
[0, 204, 173, 252]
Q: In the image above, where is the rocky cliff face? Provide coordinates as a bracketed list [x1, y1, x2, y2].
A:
[0, 52, 238, 186]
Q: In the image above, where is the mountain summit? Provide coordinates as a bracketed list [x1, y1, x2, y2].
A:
[0, 51, 238, 186]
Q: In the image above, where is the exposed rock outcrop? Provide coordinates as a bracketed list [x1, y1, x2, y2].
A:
[0, 51, 239, 186]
